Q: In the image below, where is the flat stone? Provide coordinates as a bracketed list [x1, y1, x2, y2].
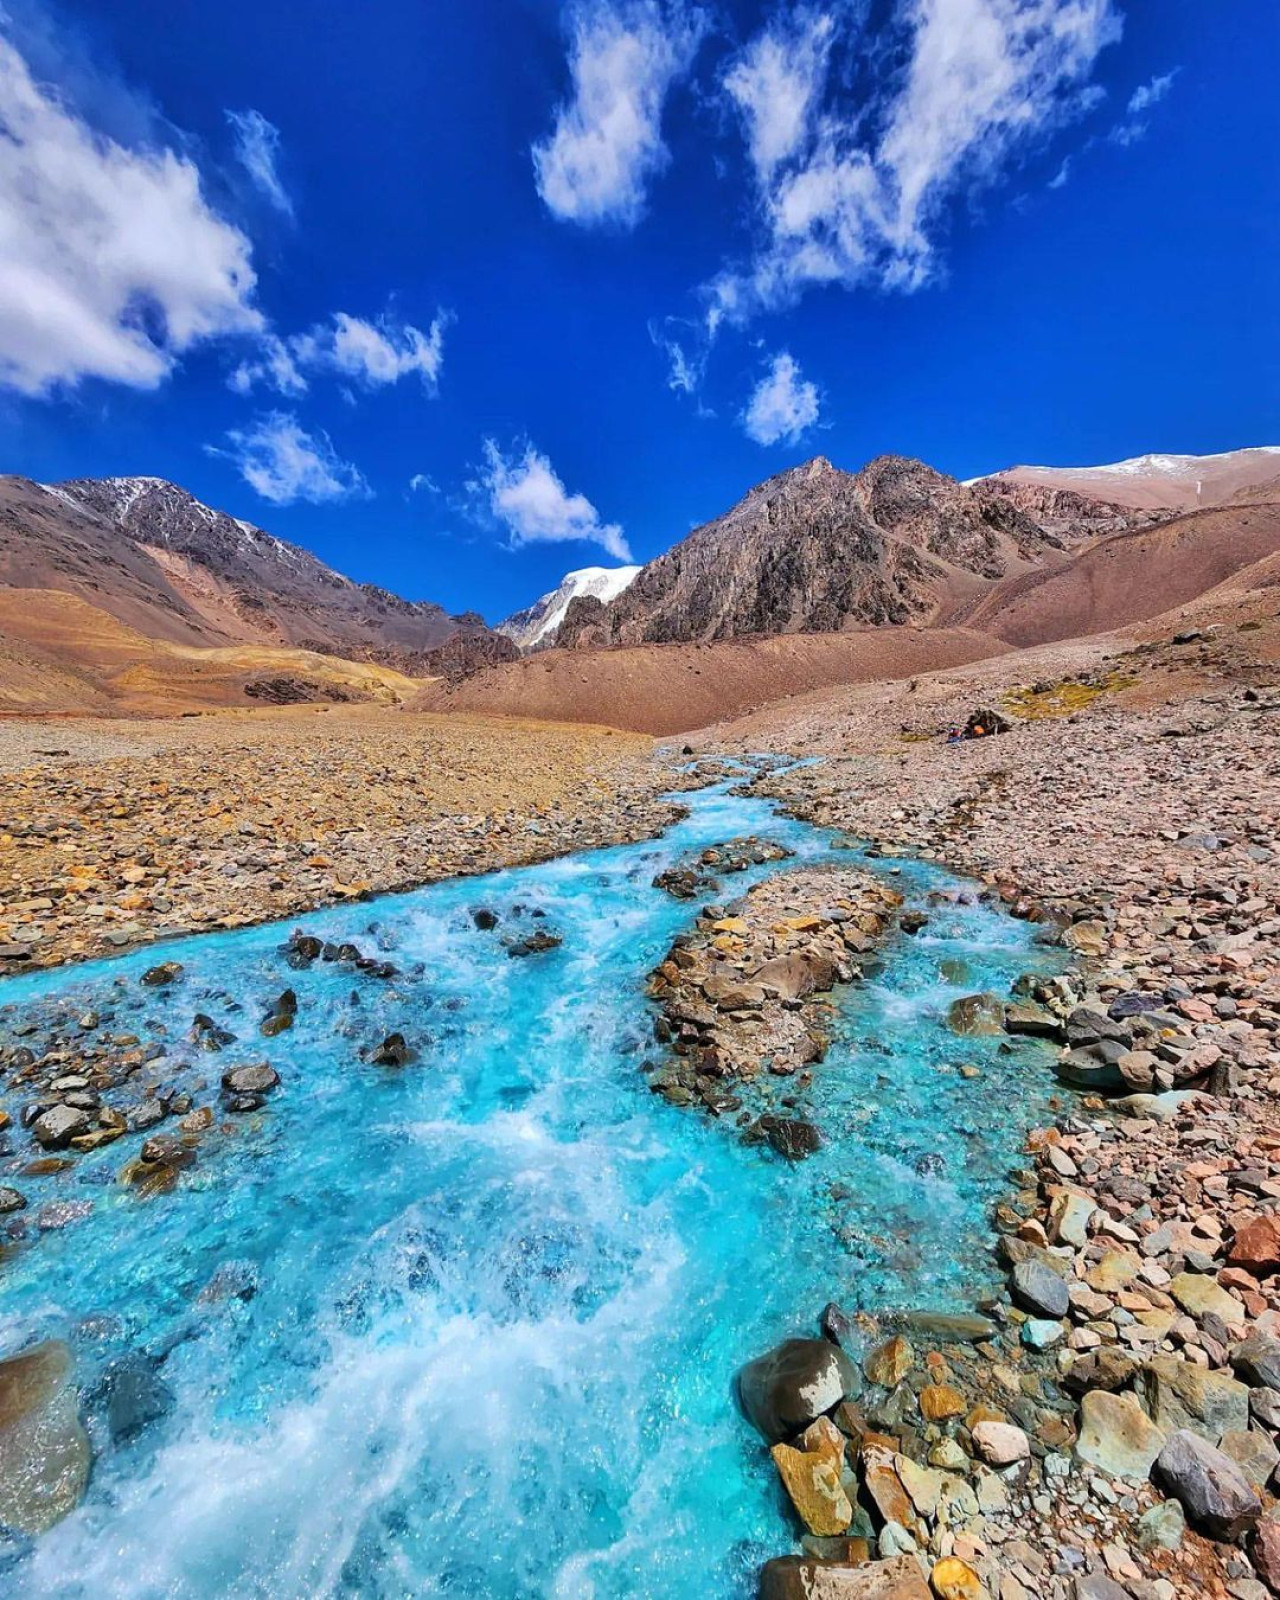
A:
[1228, 1214, 1280, 1275]
[888, 1310, 996, 1343]
[758, 1554, 931, 1599]
[1170, 1272, 1244, 1327]
[864, 1336, 914, 1389]
[30, 1104, 91, 1149]
[1071, 1579, 1131, 1600]
[1049, 1190, 1095, 1248]
[1232, 1334, 1280, 1393]
[220, 1063, 280, 1097]
[1136, 1355, 1250, 1443]
[1155, 1428, 1262, 1539]
[1086, 1250, 1142, 1293]
[931, 1558, 985, 1600]
[948, 993, 1005, 1036]
[1136, 1497, 1186, 1552]
[772, 1434, 853, 1537]
[1004, 1001, 1061, 1037]
[1217, 1427, 1280, 1491]
[919, 1384, 964, 1422]
[0, 1340, 91, 1534]
[1076, 1389, 1167, 1480]
[1011, 1259, 1070, 1319]
[972, 1420, 1031, 1465]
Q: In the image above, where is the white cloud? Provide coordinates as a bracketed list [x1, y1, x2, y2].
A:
[226, 107, 292, 217]
[1127, 69, 1178, 116]
[231, 310, 451, 396]
[409, 472, 439, 494]
[723, 9, 834, 181]
[1108, 66, 1179, 146]
[709, 0, 1121, 326]
[742, 350, 821, 445]
[208, 412, 370, 505]
[533, 0, 705, 227]
[476, 440, 631, 559]
[228, 332, 307, 396]
[0, 33, 260, 396]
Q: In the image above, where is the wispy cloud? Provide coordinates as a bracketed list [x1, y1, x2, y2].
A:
[226, 107, 293, 217]
[230, 310, 451, 396]
[474, 440, 631, 559]
[1109, 66, 1180, 145]
[0, 32, 260, 396]
[742, 350, 820, 446]
[208, 412, 370, 505]
[1127, 69, 1178, 117]
[1048, 64, 1180, 187]
[706, 0, 1122, 330]
[533, 0, 706, 228]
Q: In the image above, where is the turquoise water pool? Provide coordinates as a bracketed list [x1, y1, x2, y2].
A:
[0, 767, 1060, 1598]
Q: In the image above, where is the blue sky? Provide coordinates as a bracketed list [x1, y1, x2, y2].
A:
[0, 0, 1275, 622]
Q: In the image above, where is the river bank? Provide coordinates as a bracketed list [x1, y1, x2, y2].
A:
[695, 644, 1280, 1597]
[0, 706, 674, 975]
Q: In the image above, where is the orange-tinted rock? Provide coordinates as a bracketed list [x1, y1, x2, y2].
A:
[1229, 1214, 1280, 1276]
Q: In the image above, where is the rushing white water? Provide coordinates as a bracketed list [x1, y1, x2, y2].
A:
[0, 767, 1061, 1598]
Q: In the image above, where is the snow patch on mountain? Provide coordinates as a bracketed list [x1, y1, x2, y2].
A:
[498, 565, 641, 650]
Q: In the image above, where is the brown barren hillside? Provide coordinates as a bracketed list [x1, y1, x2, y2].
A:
[944, 502, 1280, 647]
[0, 589, 428, 715]
[416, 625, 1010, 734]
[975, 446, 1280, 513]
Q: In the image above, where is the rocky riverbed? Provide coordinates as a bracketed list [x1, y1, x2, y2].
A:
[645, 862, 902, 1154]
[697, 642, 1280, 1597]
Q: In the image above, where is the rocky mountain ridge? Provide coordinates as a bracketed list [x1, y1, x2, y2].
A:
[555, 454, 1147, 650]
[0, 474, 501, 671]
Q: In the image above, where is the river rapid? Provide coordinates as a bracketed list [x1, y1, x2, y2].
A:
[0, 762, 1062, 1598]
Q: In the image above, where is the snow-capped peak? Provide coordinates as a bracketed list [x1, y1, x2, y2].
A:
[498, 564, 641, 650]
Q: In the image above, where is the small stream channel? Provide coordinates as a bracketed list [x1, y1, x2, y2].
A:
[0, 761, 1064, 1598]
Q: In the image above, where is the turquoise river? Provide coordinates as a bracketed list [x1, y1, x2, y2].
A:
[0, 763, 1062, 1598]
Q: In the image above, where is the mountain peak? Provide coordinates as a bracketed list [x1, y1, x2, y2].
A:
[498, 563, 641, 650]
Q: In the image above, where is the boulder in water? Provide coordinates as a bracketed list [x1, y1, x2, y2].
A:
[738, 1337, 859, 1444]
[0, 1340, 91, 1534]
[755, 1115, 823, 1160]
[946, 993, 1004, 1036]
[368, 1032, 414, 1067]
[140, 962, 183, 987]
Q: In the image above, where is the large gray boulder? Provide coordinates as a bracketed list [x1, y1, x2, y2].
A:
[738, 1338, 859, 1445]
[30, 1105, 91, 1149]
[1155, 1428, 1262, 1540]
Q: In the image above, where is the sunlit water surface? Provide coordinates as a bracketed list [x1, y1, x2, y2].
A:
[0, 767, 1061, 1598]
